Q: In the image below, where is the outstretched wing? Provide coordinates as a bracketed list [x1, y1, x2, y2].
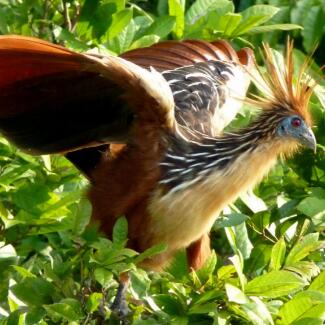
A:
[121, 39, 252, 72]
[0, 36, 254, 176]
[121, 40, 254, 135]
[72, 41, 254, 175]
[0, 35, 174, 155]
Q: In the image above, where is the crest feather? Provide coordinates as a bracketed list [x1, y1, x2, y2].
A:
[249, 39, 316, 126]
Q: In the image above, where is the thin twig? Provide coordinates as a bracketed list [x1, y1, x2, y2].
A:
[62, 0, 72, 31]
[71, 2, 81, 32]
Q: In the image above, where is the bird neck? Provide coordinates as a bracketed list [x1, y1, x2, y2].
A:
[161, 113, 296, 193]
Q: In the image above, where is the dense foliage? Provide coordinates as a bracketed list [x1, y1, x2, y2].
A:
[0, 0, 324, 324]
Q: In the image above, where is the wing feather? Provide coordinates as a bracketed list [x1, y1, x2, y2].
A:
[0, 36, 174, 155]
[121, 40, 254, 134]
[0, 36, 255, 177]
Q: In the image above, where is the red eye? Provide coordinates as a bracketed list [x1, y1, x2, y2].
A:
[291, 118, 301, 127]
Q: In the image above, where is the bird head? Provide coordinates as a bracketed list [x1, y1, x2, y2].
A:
[249, 40, 317, 153]
[276, 114, 316, 152]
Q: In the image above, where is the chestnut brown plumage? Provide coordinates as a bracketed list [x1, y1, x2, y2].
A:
[0, 36, 316, 272]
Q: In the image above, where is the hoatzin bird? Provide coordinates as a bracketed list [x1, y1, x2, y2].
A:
[0, 36, 316, 274]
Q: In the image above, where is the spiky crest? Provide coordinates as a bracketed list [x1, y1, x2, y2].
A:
[249, 39, 316, 126]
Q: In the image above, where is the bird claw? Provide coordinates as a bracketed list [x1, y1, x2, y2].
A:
[110, 272, 130, 323]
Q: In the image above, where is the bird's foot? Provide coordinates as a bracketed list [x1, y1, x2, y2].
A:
[110, 272, 130, 324]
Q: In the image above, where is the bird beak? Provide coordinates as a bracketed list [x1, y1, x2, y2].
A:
[300, 127, 317, 153]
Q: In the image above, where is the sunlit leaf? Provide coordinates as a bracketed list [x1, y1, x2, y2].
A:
[269, 237, 286, 271]
[245, 270, 307, 298]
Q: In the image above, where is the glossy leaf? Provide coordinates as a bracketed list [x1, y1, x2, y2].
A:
[44, 299, 84, 322]
[249, 23, 302, 34]
[107, 8, 133, 40]
[309, 270, 325, 293]
[286, 233, 324, 265]
[130, 35, 160, 50]
[302, 6, 324, 53]
[168, 0, 185, 39]
[245, 270, 307, 298]
[145, 16, 176, 39]
[279, 291, 325, 324]
[11, 278, 55, 306]
[232, 5, 280, 36]
[186, 0, 234, 25]
[269, 237, 286, 271]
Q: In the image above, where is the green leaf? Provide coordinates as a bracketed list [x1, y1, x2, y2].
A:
[185, 0, 234, 25]
[168, 0, 184, 39]
[130, 269, 151, 298]
[195, 250, 217, 284]
[11, 266, 36, 278]
[225, 223, 253, 260]
[129, 34, 160, 50]
[53, 27, 89, 51]
[0, 164, 36, 186]
[291, 318, 324, 325]
[220, 13, 242, 37]
[73, 198, 92, 235]
[193, 289, 223, 305]
[134, 243, 167, 264]
[11, 278, 55, 306]
[297, 197, 325, 218]
[249, 23, 302, 34]
[229, 253, 246, 290]
[234, 222, 253, 259]
[302, 6, 325, 53]
[112, 0, 125, 11]
[133, 15, 154, 33]
[145, 16, 176, 39]
[285, 261, 320, 282]
[269, 237, 286, 271]
[167, 250, 188, 279]
[249, 296, 274, 325]
[94, 268, 113, 288]
[214, 213, 249, 228]
[108, 8, 133, 40]
[217, 265, 236, 281]
[290, 0, 310, 26]
[314, 84, 325, 110]
[189, 302, 218, 314]
[225, 283, 248, 304]
[0, 244, 16, 259]
[44, 298, 84, 322]
[245, 270, 307, 298]
[13, 184, 50, 213]
[75, 0, 100, 37]
[232, 4, 280, 36]
[109, 19, 136, 53]
[240, 4, 280, 22]
[286, 233, 324, 265]
[86, 292, 102, 313]
[309, 270, 325, 292]
[112, 216, 128, 246]
[240, 191, 267, 213]
[246, 243, 271, 276]
[0, 8, 9, 34]
[92, 2, 118, 39]
[154, 294, 185, 315]
[25, 307, 46, 325]
[279, 291, 325, 325]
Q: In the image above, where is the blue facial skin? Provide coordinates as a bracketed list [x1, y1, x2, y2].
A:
[277, 115, 317, 152]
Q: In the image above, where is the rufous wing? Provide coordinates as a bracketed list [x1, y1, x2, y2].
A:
[0, 35, 174, 155]
[121, 39, 253, 71]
